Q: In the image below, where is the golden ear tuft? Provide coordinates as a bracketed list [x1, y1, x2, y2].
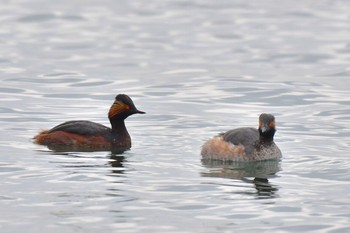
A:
[269, 120, 276, 128]
[108, 101, 126, 118]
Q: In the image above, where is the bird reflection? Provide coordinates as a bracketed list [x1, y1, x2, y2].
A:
[44, 145, 130, 154]
[109, 152, 127, 174]
[252, 177, 278, 199]
[201, 159, 281, 199]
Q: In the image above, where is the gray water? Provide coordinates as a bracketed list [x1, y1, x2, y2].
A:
[1, 1, 350, 232]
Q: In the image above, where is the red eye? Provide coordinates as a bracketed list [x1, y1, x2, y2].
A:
[125, 105, 130, 110]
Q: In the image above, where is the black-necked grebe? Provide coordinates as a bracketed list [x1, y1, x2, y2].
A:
[201, 113, 281, 161]
[34, 94, 145, 152]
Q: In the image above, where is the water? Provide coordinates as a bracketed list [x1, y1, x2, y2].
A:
[1, 0, 350, 232]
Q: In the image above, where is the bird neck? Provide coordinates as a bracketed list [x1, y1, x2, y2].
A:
[259, 136, 274, 146]
[259, 129, 275, 145]
[109, 118, 129, 137]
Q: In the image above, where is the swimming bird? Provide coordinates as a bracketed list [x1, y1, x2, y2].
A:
[201, 113, 281, 161]
[34, 94, 145, 152]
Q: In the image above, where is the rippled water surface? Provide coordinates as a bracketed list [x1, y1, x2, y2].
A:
[1, 1, 350, 232]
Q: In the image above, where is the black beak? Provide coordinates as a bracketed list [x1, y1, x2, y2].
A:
[134, 109, 145, 114]
[260, 125, 268, 133]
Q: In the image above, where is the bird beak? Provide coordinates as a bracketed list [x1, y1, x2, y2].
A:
[260, 125, 268, 133]
[134, 109, 145, 114]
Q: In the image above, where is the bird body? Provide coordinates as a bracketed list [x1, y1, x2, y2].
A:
[34, 94, 144, 152]
[201, 114, 282, 161]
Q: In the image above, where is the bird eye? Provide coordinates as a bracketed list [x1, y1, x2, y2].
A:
[269, 121, 275, 127]
[124, 105, 130, 110]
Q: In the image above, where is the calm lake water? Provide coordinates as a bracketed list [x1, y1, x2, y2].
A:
[1, 1, 350, 232]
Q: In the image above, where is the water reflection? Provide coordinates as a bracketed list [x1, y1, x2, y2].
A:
[44, 144, 129, 154]
[252, 177, 279, 199]
[201, 159, 281, 199]
[46, 149, 128, 174]
[109, 154, 126, 174]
